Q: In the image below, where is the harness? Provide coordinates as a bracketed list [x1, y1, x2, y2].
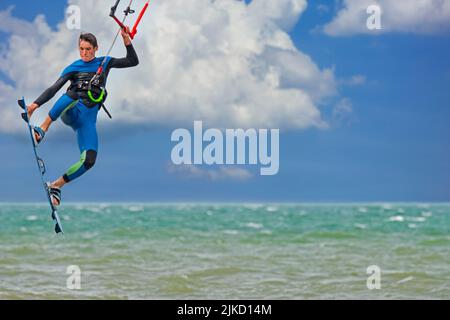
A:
[66, 72, 110, 117]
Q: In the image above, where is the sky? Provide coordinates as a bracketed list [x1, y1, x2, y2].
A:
[0, 0, 449, 203]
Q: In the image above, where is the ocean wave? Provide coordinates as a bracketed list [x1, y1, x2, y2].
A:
[388, 216, 405, 222]
[244, 222, 263, 229]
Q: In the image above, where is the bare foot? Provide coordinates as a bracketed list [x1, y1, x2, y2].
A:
[48, 183, 62, 206]
[34, 131, 41, 143]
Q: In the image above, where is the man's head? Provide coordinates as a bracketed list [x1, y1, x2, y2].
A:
[79, 33, 98, 62]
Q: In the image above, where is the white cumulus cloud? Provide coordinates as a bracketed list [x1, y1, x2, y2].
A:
[0, 0, 338, 135]
[323, 0, 450, 36]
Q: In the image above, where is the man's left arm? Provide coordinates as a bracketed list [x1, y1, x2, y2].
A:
[108, 44, 139, 69]
[108, 27, 139, 69]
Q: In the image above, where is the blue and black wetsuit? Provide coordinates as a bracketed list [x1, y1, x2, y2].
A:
[33, 44, 139, 183]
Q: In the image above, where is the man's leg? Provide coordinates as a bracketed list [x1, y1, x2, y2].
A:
[48, 101, 99, 205]
[34, 94, 77, 142]
[59, 119, 99, 185]
[49, 117, 98, 205]
[48, 150, 97, 206]
[62, 149, 98, 183]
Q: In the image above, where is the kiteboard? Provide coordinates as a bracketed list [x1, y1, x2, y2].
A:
[18, 97, 64, 234]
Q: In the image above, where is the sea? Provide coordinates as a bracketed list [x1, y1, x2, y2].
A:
[0, 203, 449, 299]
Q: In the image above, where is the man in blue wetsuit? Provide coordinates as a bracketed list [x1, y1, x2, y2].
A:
[26, 27, 139, 206]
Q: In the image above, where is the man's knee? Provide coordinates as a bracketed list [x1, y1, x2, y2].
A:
[84, 150, 97, 170]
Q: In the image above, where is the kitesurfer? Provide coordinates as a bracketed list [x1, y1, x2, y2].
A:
[26, 27, 139, 205]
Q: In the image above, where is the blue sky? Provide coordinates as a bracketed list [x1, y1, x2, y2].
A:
[1, 0, 449, 203]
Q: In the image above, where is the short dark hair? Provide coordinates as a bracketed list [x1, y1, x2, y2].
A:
[79, 33, 98, 48]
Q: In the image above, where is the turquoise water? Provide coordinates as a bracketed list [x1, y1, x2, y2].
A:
[0, 203, 449, 299]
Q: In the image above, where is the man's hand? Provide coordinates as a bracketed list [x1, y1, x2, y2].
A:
[27, 103, 39, 119]
[121, 26, 132, 45]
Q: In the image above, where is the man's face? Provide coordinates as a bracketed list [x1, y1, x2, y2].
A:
[79, 40, 97, 62]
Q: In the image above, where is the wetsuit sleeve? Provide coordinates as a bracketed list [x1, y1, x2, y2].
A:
[107, 44, 139, 69]
[34, 73, 73, 106]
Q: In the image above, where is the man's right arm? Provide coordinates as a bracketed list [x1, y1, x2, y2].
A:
[33, 73, 72, 107]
